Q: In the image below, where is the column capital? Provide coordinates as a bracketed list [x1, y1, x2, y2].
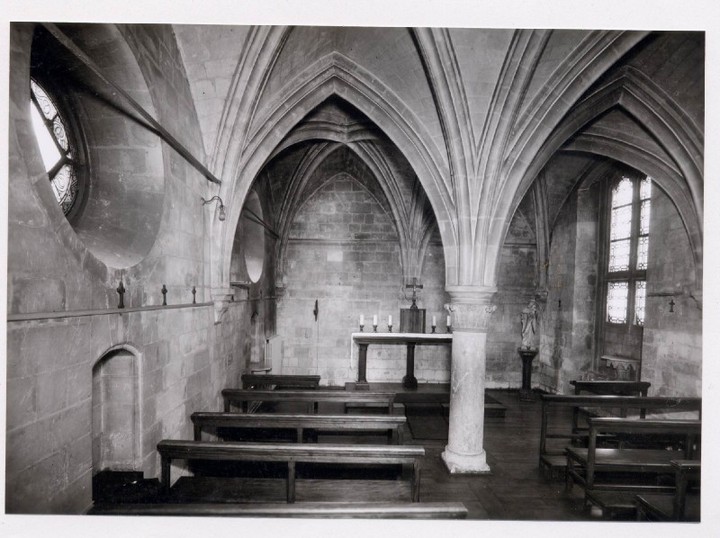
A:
[211, 287, 235, 324]
[444, 285, 497, 331]
[445, 285, 497, 304]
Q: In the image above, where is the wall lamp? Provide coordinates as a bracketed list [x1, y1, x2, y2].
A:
[201, 195, 226, 221]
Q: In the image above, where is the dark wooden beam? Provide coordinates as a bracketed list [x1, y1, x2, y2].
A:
[42, 23, 222, 185]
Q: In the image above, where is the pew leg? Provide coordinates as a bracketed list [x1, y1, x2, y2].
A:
[565, 459, 574, 493]
[161, 456, 171, 495]
[412, 461, 421, 502]
[287, 460, 296, 503]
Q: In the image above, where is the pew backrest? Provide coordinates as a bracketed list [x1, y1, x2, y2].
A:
[222, 389, 396, 414]
[570, 418, 701, 491]
[539, 395, 702, 469]
[241, 374, 321, 390]
[191, 412, 407, 443]
[570, 380, 651, 397]
[89, 501, 469, 519]
[157, 440, 425, 502]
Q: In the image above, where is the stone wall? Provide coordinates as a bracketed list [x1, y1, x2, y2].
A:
[539, 172, 700, 396]
[641, 187, 702, 396]
[276, 174, 450, 386]
[5, 24, 262, 514]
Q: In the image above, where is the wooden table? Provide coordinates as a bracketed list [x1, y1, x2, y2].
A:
[352, 332, 452, 390]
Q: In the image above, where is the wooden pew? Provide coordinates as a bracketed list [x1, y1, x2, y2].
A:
[569, 380, 651, 423]
[89, 501, 469, 518]
[191, 412, 407, 444]
[565, 417, 701, 498]
[221, 389, 396, 414]
[157, 440, 425, 503]
[241, 374, 321, 390]
[635, 460, 700, 521]
[539, 395, 701, 476]
[570, 380, 651, 397]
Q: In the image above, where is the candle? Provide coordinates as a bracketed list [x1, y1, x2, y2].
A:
[447, 315, 451, 326]
[388, 315, 392, 325]
[360, 314, 364, 325]
[432, 315, 436, 326]
[373, 315, 378, 326]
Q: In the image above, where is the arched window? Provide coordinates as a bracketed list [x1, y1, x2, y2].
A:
[598, 171, 652, 378]
[29, 78, 80, 215]
[605, 175, 651, 326]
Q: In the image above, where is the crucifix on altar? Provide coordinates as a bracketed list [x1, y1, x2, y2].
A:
[400, 278, 426, 333]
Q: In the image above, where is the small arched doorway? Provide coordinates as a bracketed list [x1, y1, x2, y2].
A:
[91, 347, 140, 475]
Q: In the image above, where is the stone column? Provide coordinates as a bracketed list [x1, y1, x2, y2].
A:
[442, 286, 497, 473]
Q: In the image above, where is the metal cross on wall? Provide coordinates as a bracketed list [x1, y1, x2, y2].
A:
[405, 278, 423, 309]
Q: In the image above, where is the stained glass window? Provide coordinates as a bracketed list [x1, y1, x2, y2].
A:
[609, 239, 630, 272]
[604, 175, 652, 326]
[634, 281, 646, 326]
[29, 79, 78, 215]
[607, 282, 629, 324]
[612, 177, 633, 207]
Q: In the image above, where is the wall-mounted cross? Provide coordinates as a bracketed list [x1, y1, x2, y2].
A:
[669, 298, 675, 312]
[116, 280, 125, 309]
[405, 278, 423, 309]
[161, 284, 168, 306]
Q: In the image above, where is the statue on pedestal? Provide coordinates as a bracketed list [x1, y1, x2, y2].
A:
[518, 298, 540, 401]
[520, 298, 540, 351]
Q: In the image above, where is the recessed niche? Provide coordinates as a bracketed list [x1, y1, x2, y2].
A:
[243, 191, 265, 283]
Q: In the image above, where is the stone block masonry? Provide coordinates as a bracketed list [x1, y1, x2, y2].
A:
[276, 175, 450, 385]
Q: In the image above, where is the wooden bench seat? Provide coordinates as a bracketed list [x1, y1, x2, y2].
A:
[222, 389, 396, 414]
[565, 418, 701, 497]
[539, 395, 701, 476]
[570, 380, 651, 397]
[89, 501, 468, 518]
[191, 412, 407, 444]
[241, 374, 321, 390]
[157, 439, 424, 503]
[636, 460, 700, 521]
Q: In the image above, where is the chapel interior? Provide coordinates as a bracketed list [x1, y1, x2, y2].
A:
[4, 22, 705, 524]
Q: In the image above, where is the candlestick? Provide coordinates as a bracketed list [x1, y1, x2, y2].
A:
[432, 315, 436, 326]
[373, 315, 377, 326]
[388, 315, 392, 325]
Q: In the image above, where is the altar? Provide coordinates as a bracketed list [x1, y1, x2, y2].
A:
[351, 332, 453, 389]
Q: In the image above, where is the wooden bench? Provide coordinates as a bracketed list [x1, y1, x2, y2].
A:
[569, 380, 651, 423]
[241, 374, 321, 390]
[157, 440, 425, 503]
[565, 417, 701, 499]
[89, 501, 468, 518]
[222, 389, 396, 414]
[191, 412, 407, 444]
[539, 395, 701, 476]
[570, 380, 651, 397]
[636, 460, 700, 521]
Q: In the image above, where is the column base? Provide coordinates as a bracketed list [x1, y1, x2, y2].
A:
[441, 446, 491, 474]
[402, 375, 418, 389]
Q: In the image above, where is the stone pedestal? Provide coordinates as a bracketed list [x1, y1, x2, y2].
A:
[518, 348, 538, 401]
[441, 286, 496, 474]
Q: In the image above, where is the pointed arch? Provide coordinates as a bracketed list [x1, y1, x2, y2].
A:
[488, 57, 702, 293]
[500, 68, 701, 289]
[211, 51, 458, 291]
